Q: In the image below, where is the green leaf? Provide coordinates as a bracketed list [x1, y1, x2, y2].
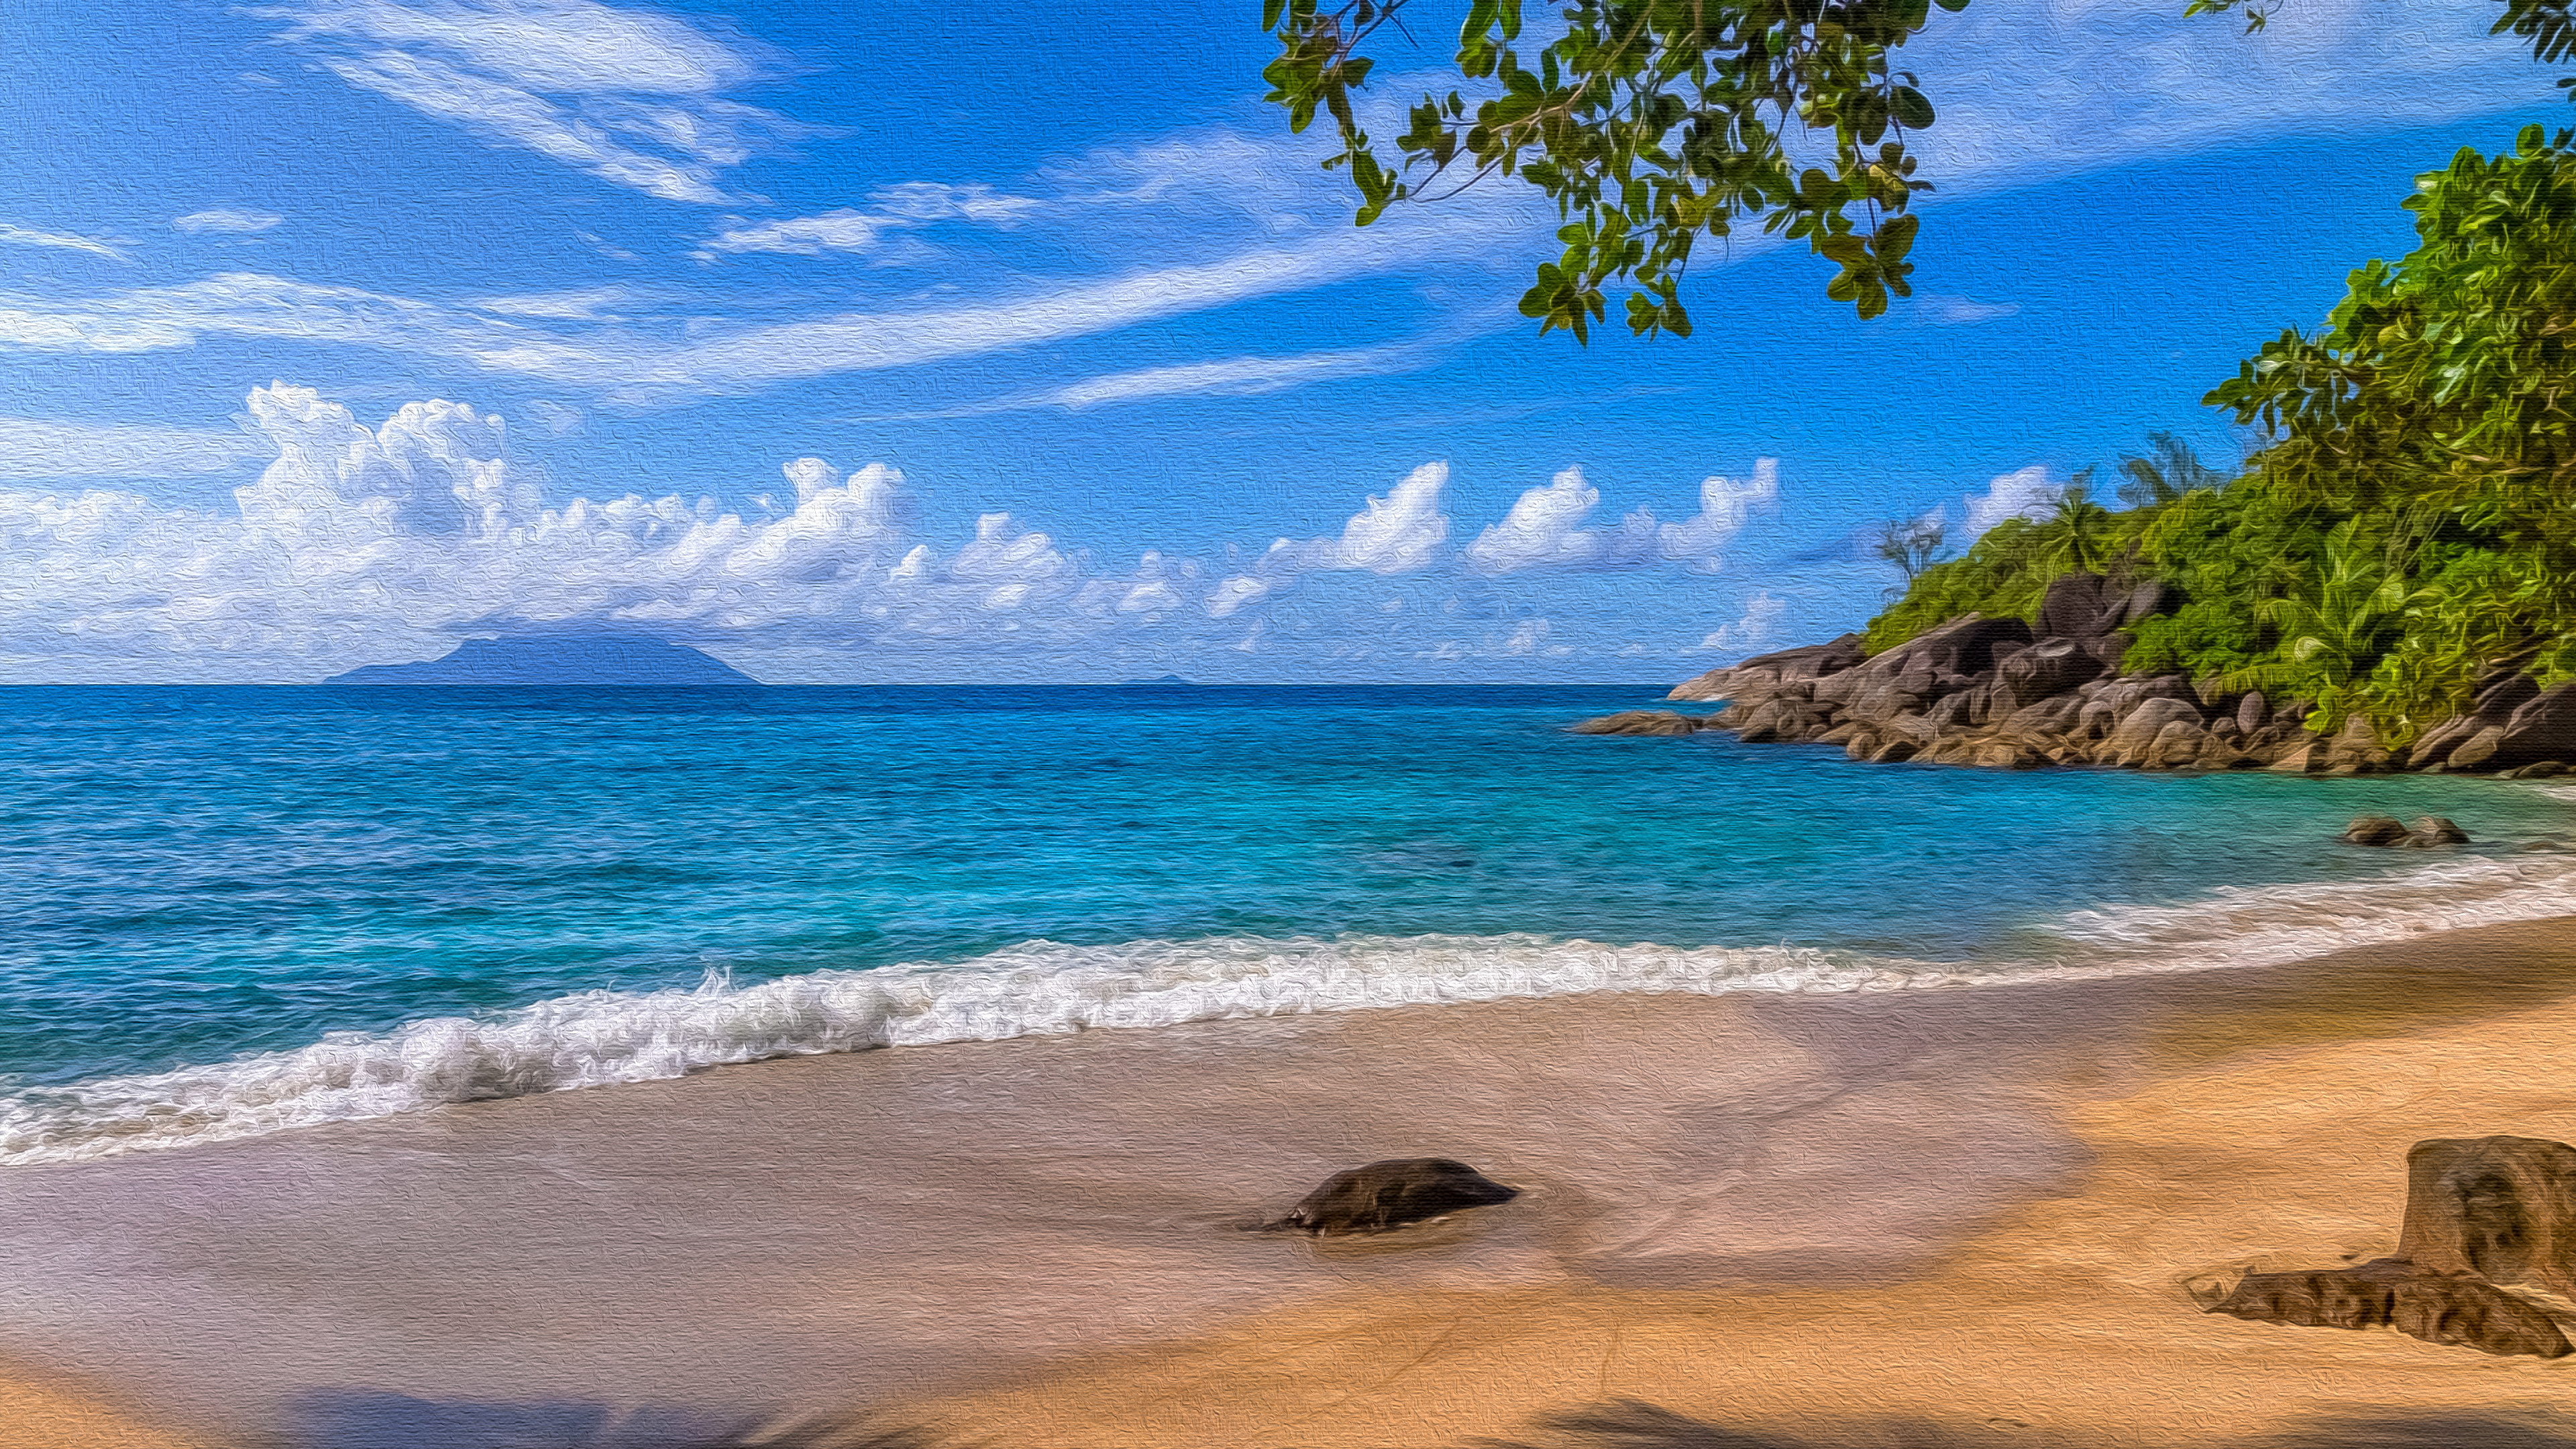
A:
[1890, 85, 1935, 130]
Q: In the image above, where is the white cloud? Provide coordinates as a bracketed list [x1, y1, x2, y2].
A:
[1699, 590, 1788, 654]
[317, 50, 740, 204]
[1463, 466, 1654, 575]
[263, 0, 771, 94]
[1324, 460, 1450, 574]
[172, 209, 284, 235]
[1956, 464, 2063, 539]
[1909, 0, 2554, 191]
[1654, 460, 1778, 573]
[1205, 461, 1452, 617]
[465, 285, 638, 319]
[0, 223, 125, 262]
[262, 0, 804, 203]
[0, 419, 262, 479]
[0, 382, 1232, 674]
[700, 183, 1046, 260]
[1912, 292, 2018, 325]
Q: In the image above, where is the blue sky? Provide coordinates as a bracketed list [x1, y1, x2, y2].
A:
[0, 0, 2560, 682]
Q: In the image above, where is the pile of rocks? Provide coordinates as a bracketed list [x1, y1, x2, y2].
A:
[1580, 572, 2576, 776]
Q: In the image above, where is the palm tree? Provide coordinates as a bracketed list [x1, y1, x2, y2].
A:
[2034, 470, 2114, 576]
[2116, 433, 2229, 509]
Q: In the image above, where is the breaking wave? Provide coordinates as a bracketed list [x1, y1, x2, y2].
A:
[9, 844, 2576, 1166]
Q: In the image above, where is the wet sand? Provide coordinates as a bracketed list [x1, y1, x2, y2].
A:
[9, 918, 2576, 1446]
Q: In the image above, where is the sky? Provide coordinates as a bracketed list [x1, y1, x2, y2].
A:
[0, 0, 2561, 684]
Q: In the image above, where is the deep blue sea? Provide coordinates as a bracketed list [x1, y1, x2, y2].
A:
[5, 683, 2574, 1164]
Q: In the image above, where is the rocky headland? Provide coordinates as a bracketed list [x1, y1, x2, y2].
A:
[1582, 572, 2576, 779]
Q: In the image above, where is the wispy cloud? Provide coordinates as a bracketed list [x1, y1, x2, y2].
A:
[260, 0, 808, 204]
[1911, 292, 2019, 325]
[0, 223, 126, 262]
[698, 184, 1046, 260]
[172, 209, 285, 235]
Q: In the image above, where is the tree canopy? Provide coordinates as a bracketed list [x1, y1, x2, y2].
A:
[1263, 0, 2576, 336]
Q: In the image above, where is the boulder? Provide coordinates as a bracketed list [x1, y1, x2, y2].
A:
[2102, 697, 2204, 767]
[2036, 572, 2113, 639]
[1887, 614, 2037, 680]
[2396, 1137, 2576, 1296]
[1568, 710, 1701, 737]
[2002, 693, 2088, 737]
[2410, 714, 2483, 771]
[2110, 579, 2182, 629]
[2410, 816, 2469, 846]
[2449, 726, 2508, 772]
[1269, 1158, 1518, 1236]
[2492, 683, 2576, 771]
[2476, 670, 2543, 722]
[1998, 637, 2106, 708]
[2235, 691, 2271, 735]
[2206, 1257, 2571, 1358]
[2142, 718, 2212, 770]
[2341, 814, 2412, 847]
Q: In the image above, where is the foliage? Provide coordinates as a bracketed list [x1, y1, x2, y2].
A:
[1870, 513, 1947, 584]
[1863, 125, 2576, 744]
[1264, 0, 2576, 335]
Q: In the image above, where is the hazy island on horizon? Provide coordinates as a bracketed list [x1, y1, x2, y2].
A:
[323, 635, 763, 689]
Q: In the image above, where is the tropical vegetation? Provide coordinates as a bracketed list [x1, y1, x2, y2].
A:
[1866, 127, 2576, 743]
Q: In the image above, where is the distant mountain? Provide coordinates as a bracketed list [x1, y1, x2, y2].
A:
[323, 635, 762, 688]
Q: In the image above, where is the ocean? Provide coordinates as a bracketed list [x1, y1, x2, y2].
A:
[4, 682, 2573, 1167]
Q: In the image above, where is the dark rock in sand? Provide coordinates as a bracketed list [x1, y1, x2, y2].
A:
[1568, 710, 1701, 737]
[2341, 814, 2413, 847]
[2206, 1257, 2572, 1358]
[1271, 1158, 1518, 1236]
[2397, 1137, 2576, 1297]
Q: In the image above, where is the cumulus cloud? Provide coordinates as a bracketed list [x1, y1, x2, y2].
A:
[0, 382, 1223, 674]
[1699, 590, 1788, 654]
[1464, 466, 1654, 575]
[1955, 464, 2063, 539]
[1656, 460, 1779, 573]
[172, 209, 284, 235]
[1207, 462, 1452, 617]
[260, 0, 806, 204]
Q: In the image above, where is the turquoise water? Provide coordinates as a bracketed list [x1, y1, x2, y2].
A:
[5, 684, 2574, 1162]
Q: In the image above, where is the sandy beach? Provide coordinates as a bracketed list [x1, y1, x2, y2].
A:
[10, 917, 2576, 1447]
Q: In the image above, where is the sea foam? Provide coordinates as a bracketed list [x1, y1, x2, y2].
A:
[9, 848, 2576, 1167]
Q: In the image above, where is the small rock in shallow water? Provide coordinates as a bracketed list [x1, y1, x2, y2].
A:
[2340, 814, 2411, 847]
[2408, 816, 2468, 846]
[1269, 1158, 1517, 1236]
[1566, 710, 1699, 737]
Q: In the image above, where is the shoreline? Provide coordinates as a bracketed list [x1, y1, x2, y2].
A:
[779, 914, 2576, 1446]
[4, 920, 2576, 1444]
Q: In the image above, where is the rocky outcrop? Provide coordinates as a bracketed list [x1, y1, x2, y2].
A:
[2396, 1137, 2576, 1295]
[2204, 1136, 2576, 1359]
[1566, 710, 1704, 737]
[1639, 576, 2576, 779]
[1267, 1158, 1519, 1236]
[2206, 1258, 2572, 1358]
